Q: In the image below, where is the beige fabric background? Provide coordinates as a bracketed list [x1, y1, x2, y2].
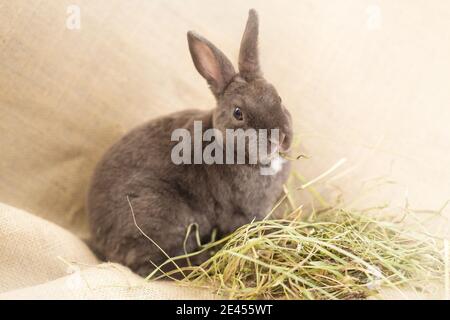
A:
[0, 202, 214, 299]
[0, 0, 449, 299]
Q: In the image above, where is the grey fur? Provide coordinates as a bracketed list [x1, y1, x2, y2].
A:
[239, 9, 261, 80]
[87, 9, 293, 277]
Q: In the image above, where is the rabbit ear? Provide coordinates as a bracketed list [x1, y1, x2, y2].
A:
[187, 31, 236, 96]
[238, 9, 261, 80]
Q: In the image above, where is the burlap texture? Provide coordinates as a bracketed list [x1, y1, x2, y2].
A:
[0, 202, 215, 299]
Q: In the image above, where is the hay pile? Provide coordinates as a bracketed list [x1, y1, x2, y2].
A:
[146, 160, 446, 299]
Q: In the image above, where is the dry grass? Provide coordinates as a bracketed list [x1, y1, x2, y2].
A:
[145, 160, 446, 299]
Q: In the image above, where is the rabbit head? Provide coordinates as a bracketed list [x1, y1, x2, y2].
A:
[187, 9, 293, 160]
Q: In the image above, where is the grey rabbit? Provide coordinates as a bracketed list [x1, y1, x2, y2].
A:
[87, 9, 293, 277]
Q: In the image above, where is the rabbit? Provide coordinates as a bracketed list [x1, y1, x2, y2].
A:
[86, 9, 293, 277]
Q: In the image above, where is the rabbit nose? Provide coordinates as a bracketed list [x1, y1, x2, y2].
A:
[279, 133, 286, 146]
[279, 132, 291, 152]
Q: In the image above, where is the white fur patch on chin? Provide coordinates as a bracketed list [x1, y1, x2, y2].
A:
[270, 156, 285, 174]
[260, 155, 286, 176]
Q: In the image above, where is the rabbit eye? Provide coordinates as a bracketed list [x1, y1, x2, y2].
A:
[233, 107, 243, 121]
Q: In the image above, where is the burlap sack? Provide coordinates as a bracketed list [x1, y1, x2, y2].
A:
[0, 202, 215, 299]
[0, 0, 449, 299]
